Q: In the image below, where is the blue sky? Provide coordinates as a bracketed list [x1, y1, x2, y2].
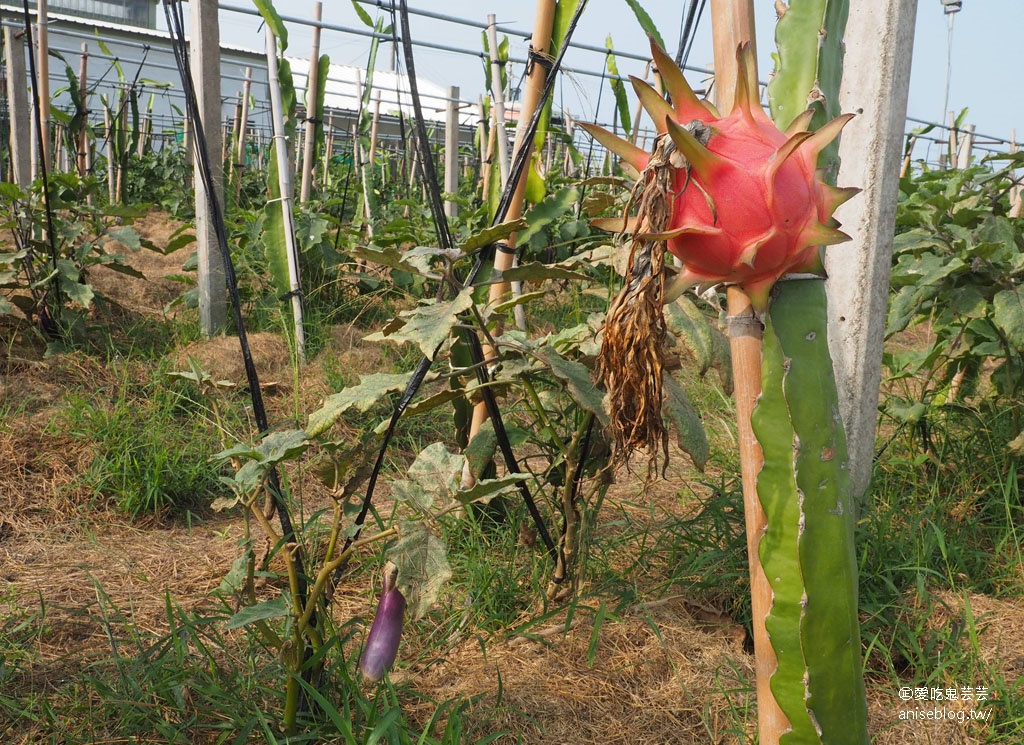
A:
[212, 1, 1021, 154]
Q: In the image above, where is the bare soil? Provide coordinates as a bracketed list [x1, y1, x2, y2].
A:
[1, 210, 1019, 744]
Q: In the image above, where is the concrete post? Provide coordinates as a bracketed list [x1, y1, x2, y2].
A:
[190, 0, 227, 336]
[827, 0, 919, 499]
[444, 85, 460, 219]
[4, 26, 31, 188]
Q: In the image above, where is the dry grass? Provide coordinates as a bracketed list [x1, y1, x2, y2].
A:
[1, 210, 1020, 743]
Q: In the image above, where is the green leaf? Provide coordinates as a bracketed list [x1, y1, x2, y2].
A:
[465, 422, 498, 481]
[107, 227, 141, 251]
[407, 443, 463, 495]
[662, 373, 708, 470]
[665, 295, 733, 389]
[620, 0, 665, 51]
[519, 187, 579, 244]
[256, 429, 310, 464]
[364, 287, 475, 360]
[460, 218, 529, 253]
[0, 182, 26, 201]
[390, 522, 452, 620]
[993, 287, 1024, 349]
[532, 346, 609, 427]
[492, 262, 590, 283]
[605, 36, 632, 138]
[225, 597, 289, 630]
[456, 474, 524, 505]
[306, 372, 415, 438]
[253, 0, 288, 51]
[350, 0, 374, 28]
[56, 260, 94, 307]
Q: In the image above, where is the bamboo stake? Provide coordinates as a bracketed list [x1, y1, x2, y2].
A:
[444, 85, 460, 218]
[322, 112, 334, 188]
[228, 94, 243, 189]
[462, 0, 556, 486]
[709, 1, 787, 742]
[486, 14, 511, 184]
[956, 122, 974, 170]
[235, 67, 252, 200]
[266, 26, 307, 362]
[475, 95, 487, 190]
[103, 105, 115, 202]
[300, 0, 323, 202]
[1010, 130, 1023, 218]
[36, 0, 51, 175]
[77, 43, 89, 177]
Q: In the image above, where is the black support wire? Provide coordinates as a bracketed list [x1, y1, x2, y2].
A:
[160, 1, 311, 612]
[338, 0, 593, 577]
[674, 0, 707, 69]
[17, 1, 63, 337]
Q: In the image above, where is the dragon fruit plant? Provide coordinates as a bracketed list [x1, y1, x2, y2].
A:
[583, 2, 870, 741]
[584, 41, 856, 313]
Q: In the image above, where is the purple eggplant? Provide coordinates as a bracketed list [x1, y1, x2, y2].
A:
[359, 562, 406, 682]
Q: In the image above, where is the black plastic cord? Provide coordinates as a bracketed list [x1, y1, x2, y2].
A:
[20, 1, 64, 335]
[161, 0, 308, 603]
[675, 0, 707, 70]
[338, 0, 590, 572]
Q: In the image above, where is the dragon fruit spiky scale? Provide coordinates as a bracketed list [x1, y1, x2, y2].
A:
[582, 40, 858, 312]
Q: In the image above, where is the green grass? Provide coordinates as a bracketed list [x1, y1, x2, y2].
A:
[49, 359, 230, 516]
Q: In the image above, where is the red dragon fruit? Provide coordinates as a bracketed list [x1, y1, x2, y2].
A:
[583, 40, 858, 312]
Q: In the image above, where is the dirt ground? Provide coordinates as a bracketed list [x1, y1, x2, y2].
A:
[2, 210, 1021, 743]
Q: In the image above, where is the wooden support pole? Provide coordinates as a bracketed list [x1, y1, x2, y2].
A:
[956, 122, 975, 170]
[708, 2, 786, 743]
[234, 66, 252, 200]
[300, 0, 323, 203]
[77, 42, 89, 177]
[36, 0, 51, 175]
[444, 85, 460, 219]
[191, 0, 227, 336]
[228, 94, 243, 189]
[486, 14, 511, 184]
[322, 112, 334, 188]
[462, 0, 556, 488]
[4, 26, 31, 188]
[103, 105, 115, 202]
[1010, 130, 1023, 218]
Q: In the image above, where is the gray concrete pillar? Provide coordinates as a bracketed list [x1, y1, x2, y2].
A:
[827, 0, 919, 499]
[190, 0, 227, 336]
[3, 27, 31, 188]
